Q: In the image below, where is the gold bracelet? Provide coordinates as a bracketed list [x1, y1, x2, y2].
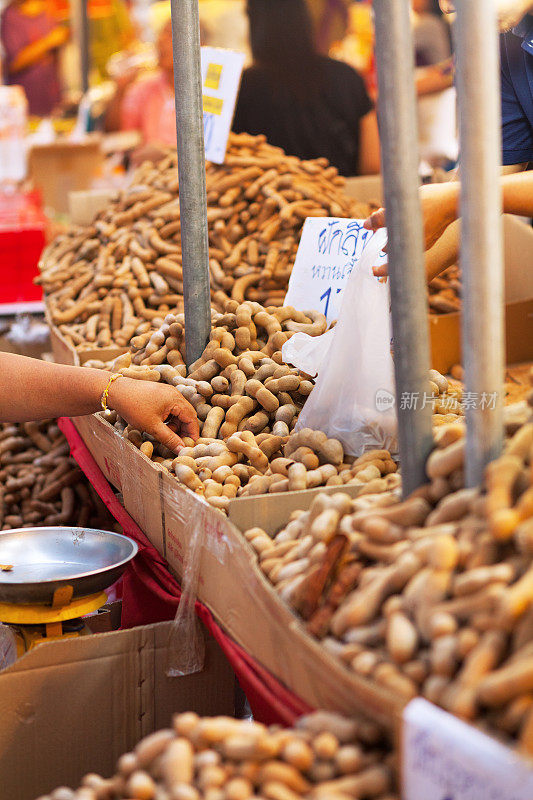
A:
[100, 373, 122, 411]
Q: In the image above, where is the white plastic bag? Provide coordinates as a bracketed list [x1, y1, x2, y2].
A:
[284, 228, 398, 457]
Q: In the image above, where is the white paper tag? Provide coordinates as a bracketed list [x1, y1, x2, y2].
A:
[200, 46, 245, 164]
[284, 217, 387, 323]
[403, 698, 533, 800]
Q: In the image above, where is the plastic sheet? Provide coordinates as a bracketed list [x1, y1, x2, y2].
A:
[284, 229, 398, 456]
[0, 623, 16, 671]
[166, 500, 207, 677]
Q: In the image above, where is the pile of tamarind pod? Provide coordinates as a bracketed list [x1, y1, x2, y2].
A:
[81, 299, 463, 511]
[0, 420, 118, 531]
[244, 393, 533, 750]
[38, 133, 372, 353]
[36, 711, 398, 800]
[428, 264, 462, 314]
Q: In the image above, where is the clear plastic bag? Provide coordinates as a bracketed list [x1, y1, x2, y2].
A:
[166, 506, 206, 677]
[284, 228, 398, 457]
[0, 623, 17, 671]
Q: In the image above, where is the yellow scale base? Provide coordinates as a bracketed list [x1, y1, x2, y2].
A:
[0, 591, 108, 656]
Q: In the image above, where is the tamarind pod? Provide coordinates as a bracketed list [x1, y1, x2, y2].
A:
[59, 486, 76, 523]
[155, 257, 183, 280]
[33, 441, 70, 466]
[53, 293, 99, 325]
[331, 552, 422, 636]
[231, 273, 262, 303]
[0, 436, 30, 455]
[0, 426, 19, 442]
[8, 449, 41, 464]
[5, 474, 36, 493]
[38, 469, 84, 502]
[149, 272, 170, 296]
[505, 421, 533, 460]
[202, 407, 226, 439]
[292, 535, 348, 620]
[312, 765, 391, 798]
[4, 514, 23, 528]
[129, 256, 151, 287]
[23, 422, 54, 452]
[444, 631, 507, 720]
[29, 500, 58, 516]
[478, 654, 533, 707]
[42, 459, 73, 487]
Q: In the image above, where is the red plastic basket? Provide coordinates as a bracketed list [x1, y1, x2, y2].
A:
[0, 191, 46, 305]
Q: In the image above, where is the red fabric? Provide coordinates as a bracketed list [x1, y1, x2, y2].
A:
[58, 417, 312, 726]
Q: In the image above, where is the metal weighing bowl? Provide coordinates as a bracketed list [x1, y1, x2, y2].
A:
[0, 527, 138, 604]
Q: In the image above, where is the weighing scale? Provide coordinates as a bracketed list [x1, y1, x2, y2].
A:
[0, 527, 138, 657]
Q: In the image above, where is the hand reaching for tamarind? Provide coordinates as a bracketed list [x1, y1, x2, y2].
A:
[0, 353, 199, 454]
[107, 378, 199, 453]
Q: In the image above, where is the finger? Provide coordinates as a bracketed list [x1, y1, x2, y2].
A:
[166, 417, 198, 442]
[363, 209, 386, 231]
[151, 421, 185, 454]
[171, 402, 200, 440]
[373, 264, 389, 277]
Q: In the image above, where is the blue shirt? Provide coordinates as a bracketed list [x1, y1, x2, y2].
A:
[500, 14, 533, 165]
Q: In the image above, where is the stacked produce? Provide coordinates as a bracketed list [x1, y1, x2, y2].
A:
[81, 300, 469, 511]
[0, 420, 117, 531]
[37, 711, 398, 800]
[38, 134, 371, 353]
[428, 264, 461, 314]
[244, 389, 533, 750]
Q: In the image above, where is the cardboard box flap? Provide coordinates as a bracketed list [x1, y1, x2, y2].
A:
[0, 621, 234, 800]
[502, 215, 533, 303]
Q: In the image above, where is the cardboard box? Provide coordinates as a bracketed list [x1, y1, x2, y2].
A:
[68, 188, 117, 226]
[69, 412, 401, 730]
[159, 469, 400, 728]
[28, 137, 104, 216]
[0, 620, 234, 800]
[47, 311, 126, 368]
[343, 174, 383, 205]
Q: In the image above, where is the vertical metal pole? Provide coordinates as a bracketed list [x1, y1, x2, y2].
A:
[80, 0, 90, 94]
[170, 0, 212, 367]
[373, 0, 433, 497]
[454, 1, 504, 486]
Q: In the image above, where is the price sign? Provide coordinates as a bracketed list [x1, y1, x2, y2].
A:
[200, 46, 245, 164]
[403, 699, 533, 800]
[284, 217, 387, 323]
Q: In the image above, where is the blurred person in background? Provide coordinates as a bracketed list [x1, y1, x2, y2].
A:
[1, 0, 68, 116]
[233, 0, 380, 176]
[412, 0, 451, 67]
[365, 1, 533, 280]
[306, 0, 350, 54]
[106, 14, 209, 164]
[105, 17, 175, 162]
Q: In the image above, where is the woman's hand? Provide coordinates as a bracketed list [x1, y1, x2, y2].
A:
[108, 378, 199, 453]
[363, 182, 460, 276]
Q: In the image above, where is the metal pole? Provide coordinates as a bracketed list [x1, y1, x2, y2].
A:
[170, 0, 212, 367]
[373, 0, 433, 497]
[454, 1, 504, 486]
[80, 0, 90, 94]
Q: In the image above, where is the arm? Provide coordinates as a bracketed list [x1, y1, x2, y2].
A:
[9, 25, 68, 74]
[496, 1, 533, 29]
[357, 109, 381, 175]
[415, 58, 454, 97]
[364, 170, 533, 278]
[104, 69, 139, 133]
[0, 354, 199, 452]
